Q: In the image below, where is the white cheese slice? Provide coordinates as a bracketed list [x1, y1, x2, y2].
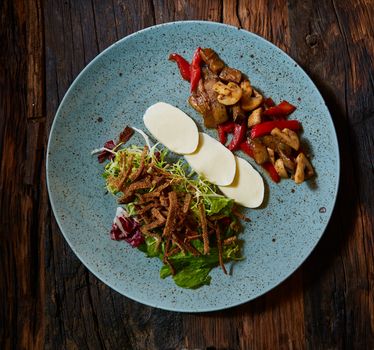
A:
[143, 102, 199, 154]
[218, 156, 264, 208]
[184, 132, 236, 186]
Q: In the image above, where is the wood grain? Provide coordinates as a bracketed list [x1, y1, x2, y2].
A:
[1, 0, 373, 349]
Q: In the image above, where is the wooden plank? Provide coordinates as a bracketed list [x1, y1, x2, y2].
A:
[0, 0, 46, 349]
[288, 0, 374, 348]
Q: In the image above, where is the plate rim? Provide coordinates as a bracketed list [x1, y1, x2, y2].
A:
[46, 20, 341, 312]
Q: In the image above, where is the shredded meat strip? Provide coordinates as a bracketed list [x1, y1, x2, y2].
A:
[163, 191, 178, 237]
[215, 223, 227, 274]
[129, 146, 148, 181]
[198, 201, 210, 255]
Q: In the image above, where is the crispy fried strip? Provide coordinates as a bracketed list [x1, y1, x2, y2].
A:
[182, 193, 192, 214]
[118, 154, 134, 191]
[127, 177, 152, 192]
[215, 223, 227, 274]
[173, 234, 201, 257]
[164, 257, 175, 276]
[208, 213, 227, 221]
[160, 196, 169, 207]
[162, 191, 178, 237]
[141, 219, 165, 231]
[168, 246, 181, 257]
[198, 202, 210, 255]
[118, 190, 135, 204]
[232, 207, 250, 222]
[129, 146, 148, 181]
[151, 208, 166, 221]
[223, 236, 237, 245]
[136, 202, 155, 215]
[155, 181, 172, 193]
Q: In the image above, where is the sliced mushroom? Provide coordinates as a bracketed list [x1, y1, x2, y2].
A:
[261, 135, 279, 150]
[278, 149, 295, 172]
[213, 81, 242, 105]
[277, 142, 293, 157]
[248, 107, 262, 127]
[274, 159, 288, 178]
[240, 80, 253, 97]
[294, 153, 314, 184]
[270, 128, 300, 151]
[241, 88, 263, 112]
[267, 147, 275, 164]
[248, 139, 269, 165]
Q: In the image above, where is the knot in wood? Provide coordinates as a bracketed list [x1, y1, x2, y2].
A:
[305, 33, 319, 48]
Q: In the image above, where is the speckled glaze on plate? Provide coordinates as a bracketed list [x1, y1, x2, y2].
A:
[46, 21, 340, 312]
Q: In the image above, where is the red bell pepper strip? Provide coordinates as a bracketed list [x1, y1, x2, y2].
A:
[263, 100, 296, 118]
[217, 121, 235, 144]
[250, 120, 301, 138]
[262, 162, 281, 183]
[239, 140, 254, 158]
[240, 140, 280, 183]
[218, 121, 235, 133]
[217, 127, 227, 144]
[169, 53, 191, 81]
[190, 47, 202, 92]
[264, 97, 275, 108]
[228, 122, 247, 151]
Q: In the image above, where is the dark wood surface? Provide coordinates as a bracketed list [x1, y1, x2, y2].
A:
[1, 0, 373, 349]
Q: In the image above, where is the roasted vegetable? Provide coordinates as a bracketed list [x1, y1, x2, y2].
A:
[263, 100, 296, 118]
[270, 128, 300, 151]
[200, 48, 225, 73]
[274, 159, 288, 178]
[213, 81, 242, 106]
[248, 107, 262, 127]
[250, 120, 301, 138]
[241, 88, 263, 112]
[294, 153, 314, 184]
[190, 47, 202, 92]
[248, 139, 269, 165]
[219, 66, 242, 84]
[232, 104, 246, 123]
[169, 53, 191, 81]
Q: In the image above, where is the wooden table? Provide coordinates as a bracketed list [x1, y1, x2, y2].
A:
[1, 1, 373, 349]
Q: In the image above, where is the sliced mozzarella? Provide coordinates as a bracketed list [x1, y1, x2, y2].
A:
[143, 102, 199, 154]
[184, 132, 236, 186]
[219, 156, 264, 208]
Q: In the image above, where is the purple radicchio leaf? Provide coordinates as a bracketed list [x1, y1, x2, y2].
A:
[110, 207, 144, 248]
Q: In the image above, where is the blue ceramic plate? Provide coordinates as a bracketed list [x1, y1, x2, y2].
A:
[47, 21, 339, 312]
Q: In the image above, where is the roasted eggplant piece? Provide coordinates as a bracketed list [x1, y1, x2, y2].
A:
[200, 48, 225, 73]
[189, 69, 228, 128]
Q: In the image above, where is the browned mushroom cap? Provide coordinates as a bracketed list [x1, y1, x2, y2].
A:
[271, 128, 300, 151]
[274, 159, 288, 178]
[267, 147, 275, 164]
[213, 81, 242, 105]
[278, 149, 296, 172]
[294, 153, 314, 184]
[248, 139, 269, 165]
[248, 107, 262, 127]
[241, 88, 263, 112]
